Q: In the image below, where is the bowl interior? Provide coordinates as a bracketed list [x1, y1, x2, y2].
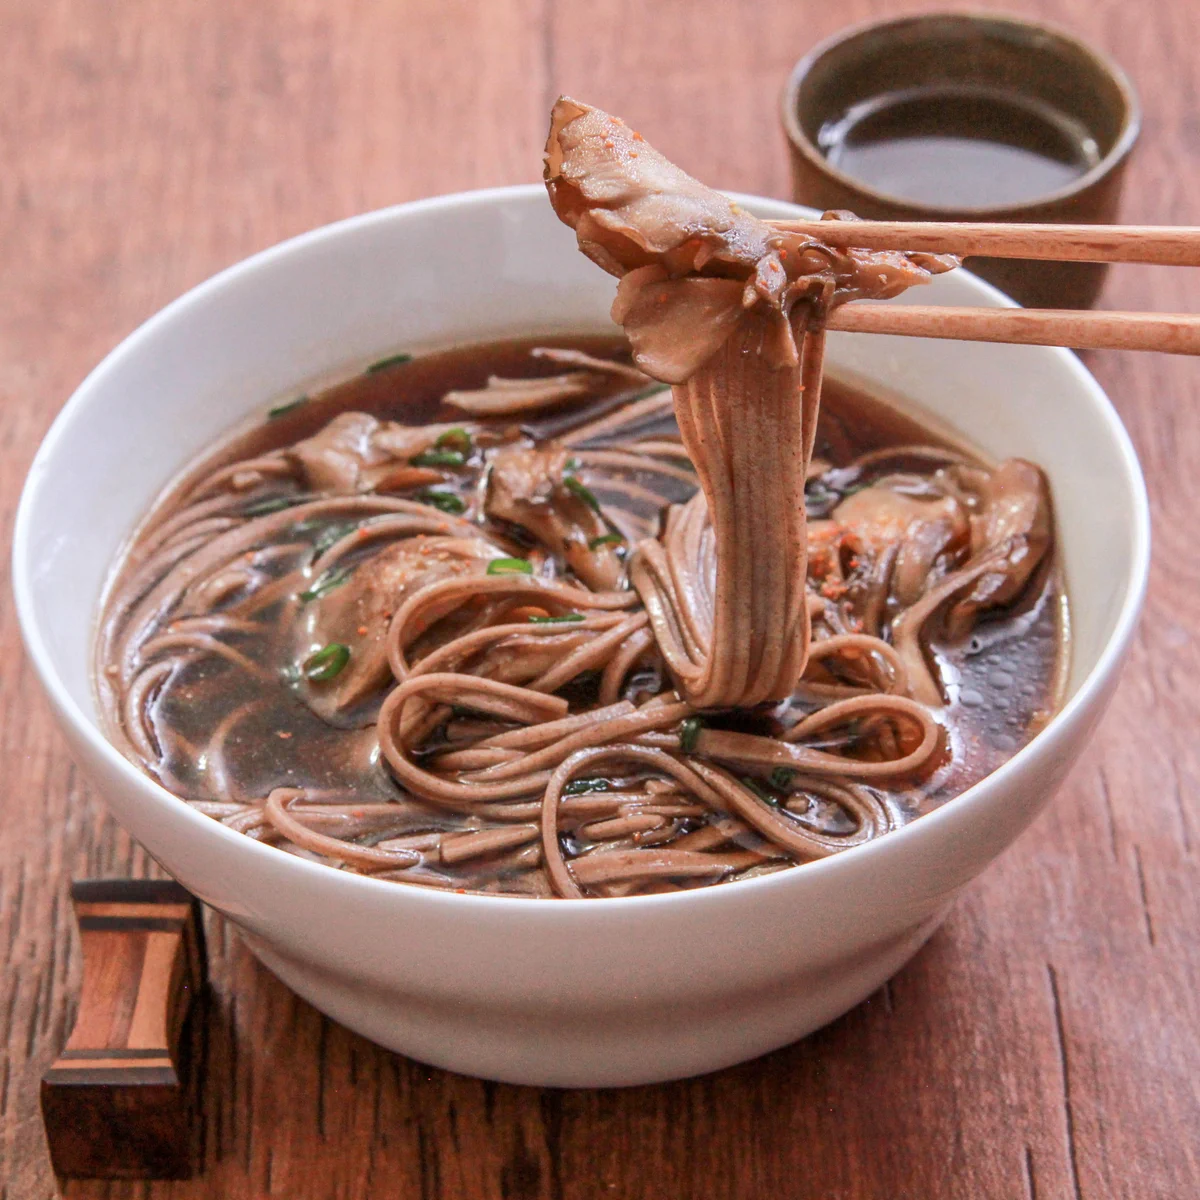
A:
[15, 186, 1146, 770]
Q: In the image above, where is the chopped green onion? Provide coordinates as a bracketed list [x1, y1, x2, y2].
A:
[679, 716, 703, 754]
[366, 352, 413, 374]
[299, 565, 353, 603]
[529, 613, 585, 624]
[564, 457, 582, 472]
[267, 396, 308, 419]
[304, 642, 350, 682]
[486, 557, 533, 576]
[418, 489, 467, 514]
[310, 521, 358, 555]
[242, 495, 302, 517]
[410, 448, 466, 468]
[563, 777, 611, 796]
[769, 767, 796, 791]
[435, 427, 473, 452]
[628, 382, 670, 402]
[563, 476, 601, 512]
[741, 776, 779, 805]
[588, 533, 624, 550]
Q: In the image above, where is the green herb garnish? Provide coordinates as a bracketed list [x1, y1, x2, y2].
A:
[267, 396, 308, 419]
[435, 427, 473, 453]
[741, 776, 779, 805]
[410, 448, 466, 469]
[563, 777, 611, 796]
[303, 642, 350, 682]
[588, 533, 624, 550]
[366, 352, 413, 374]
[769, 767, 796, 791]
[310, 521, 358, 556]
[679, 716, 703, 754]
[628, 382, 670, 403]
[487, 557, 533, 576]
[298, 565, 353, 603]
[418, 489, 467, 515]
[805, 480, 838, 512]
[563, 476, 601, 512]
[529, 613, 585, 624]
[242, 495, 303, 517]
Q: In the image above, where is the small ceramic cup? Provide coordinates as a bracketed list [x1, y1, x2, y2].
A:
[781, 12, 1141, 309]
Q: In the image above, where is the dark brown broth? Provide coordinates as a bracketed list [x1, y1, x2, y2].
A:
[200, 336, 963, 475]
[100, 335, 1067, 883]
[819, 85, 1100, 209]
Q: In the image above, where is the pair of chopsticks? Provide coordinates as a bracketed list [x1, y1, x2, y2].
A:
[768, 219, 1200, 355]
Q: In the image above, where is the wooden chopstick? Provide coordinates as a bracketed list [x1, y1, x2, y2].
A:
[826, 305, 1200, 355]
[760, 218, 1200, 352]
[769, 219, 1200, 267]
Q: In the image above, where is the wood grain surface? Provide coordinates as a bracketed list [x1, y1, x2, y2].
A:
[1, 1, 1197, 1196]
[40, 881, 205, 1180]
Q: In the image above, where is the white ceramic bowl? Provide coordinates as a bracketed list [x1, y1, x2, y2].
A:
[14, 186, 1149, 1086]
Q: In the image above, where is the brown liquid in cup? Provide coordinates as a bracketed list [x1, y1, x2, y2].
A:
[820, 85, 1101, 210]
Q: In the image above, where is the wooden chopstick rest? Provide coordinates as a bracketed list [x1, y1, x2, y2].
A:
[41, 879, 207, 1180]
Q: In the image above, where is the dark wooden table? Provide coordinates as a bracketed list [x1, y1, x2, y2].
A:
[2, 1, 1197, 1196]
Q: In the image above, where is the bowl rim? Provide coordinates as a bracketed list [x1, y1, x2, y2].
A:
[12, 183, 1152, 914]
[779, 10, 1143, 218]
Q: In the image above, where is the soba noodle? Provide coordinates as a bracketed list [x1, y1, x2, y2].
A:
[96, 100, 1063, 897]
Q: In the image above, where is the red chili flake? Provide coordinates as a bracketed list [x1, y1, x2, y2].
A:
[629, 151, 638, 158]
[633, 131, 644, 141]
[357, 625, 369, 635]
[277, 731, 293, 739]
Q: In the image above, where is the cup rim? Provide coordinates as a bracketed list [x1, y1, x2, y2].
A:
[780, 10, 1142, 218]
[13, 184, 1152, 915]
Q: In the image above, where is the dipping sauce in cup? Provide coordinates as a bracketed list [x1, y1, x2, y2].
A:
[819, 85, 1102, 209]
[782, 14, 1140, 308]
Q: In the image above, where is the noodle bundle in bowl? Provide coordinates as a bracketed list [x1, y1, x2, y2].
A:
[96, 99, 1061, 899]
